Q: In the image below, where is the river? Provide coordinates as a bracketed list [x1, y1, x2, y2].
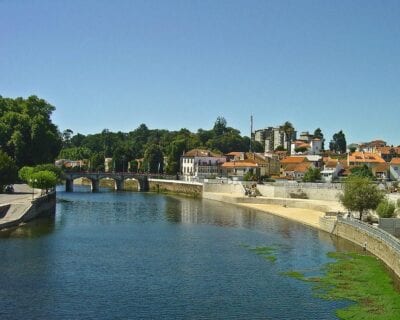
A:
[0, 187, 358, 319]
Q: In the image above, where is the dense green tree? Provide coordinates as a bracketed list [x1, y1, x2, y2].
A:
[165, 138, 186, 174]
[90, 152, 105, 171]
[0, 150, 18, 192]
[19, 164, 63, 184]
[275, 145, 286, 152]
[18, 166, 34, 183]
[349, 165, 375, 179]
[313, 128, 325, 150]
[303, 167, 321, 182]
[213, 116, 227, 136]
[339, 176, 384, 220]
[62, 129, 74, 147]
[0, 95, 62, 166]
[280, 121, 295, 155]
[29, 171, 58, 193]
[58, 147, 92, 160]
[143, 144, 164, 173]
[295, 146, 308, 153]
[329, 130, 347, 154]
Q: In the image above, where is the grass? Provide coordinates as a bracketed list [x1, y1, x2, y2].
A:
[283, 252, 400, 319]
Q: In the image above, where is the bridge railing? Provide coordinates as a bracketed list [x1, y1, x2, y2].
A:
[338, 217, 400, 253]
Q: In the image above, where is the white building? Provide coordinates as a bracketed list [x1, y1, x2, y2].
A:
[389, 158, 400, 181]
[181, 149, 226, 181]
[321, 158, 344, 182]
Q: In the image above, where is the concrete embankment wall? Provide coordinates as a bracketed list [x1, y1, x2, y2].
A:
[203, 192, 340, 212]
[0, 193, 56, 230]
[332, 219, 400, 278]
[149, 179, 203, 197]
[203, 183, 244, 195]
[23, 193, 56, 221]
[257, 184, 342, 201]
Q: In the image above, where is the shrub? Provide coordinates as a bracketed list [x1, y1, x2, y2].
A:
[376, 199, 396, 218]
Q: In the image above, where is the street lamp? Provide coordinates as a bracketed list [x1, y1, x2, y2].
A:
[30, 178, 37, 200]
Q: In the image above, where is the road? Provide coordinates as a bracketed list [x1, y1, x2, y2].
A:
[0, 184, 40, 205]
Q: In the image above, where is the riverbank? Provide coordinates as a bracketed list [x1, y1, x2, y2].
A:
[0, 184, 55, 230]
[203, 192, 343, 231]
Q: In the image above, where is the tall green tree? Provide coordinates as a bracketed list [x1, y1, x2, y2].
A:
[339, 176, 383, 220]
[280, 121, 295, 155]
[213, 116, 227, 136]
[0, 150, 18, 192]
[329, 130, 347, 154]
[313, 128, 325, 150]
[143, 144, 164, 173]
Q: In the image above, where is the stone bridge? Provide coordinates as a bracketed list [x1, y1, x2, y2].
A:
[64, 172, 150, 192]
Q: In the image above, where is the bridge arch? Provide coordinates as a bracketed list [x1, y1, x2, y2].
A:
[64, 172, 149, 192]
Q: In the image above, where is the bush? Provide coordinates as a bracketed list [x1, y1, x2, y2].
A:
[302, 167, 321, 182]
[376, 199, 396, 218]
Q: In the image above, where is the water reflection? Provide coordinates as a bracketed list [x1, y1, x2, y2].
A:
[0, 215, 56, 238]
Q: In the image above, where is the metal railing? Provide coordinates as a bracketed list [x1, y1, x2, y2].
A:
[270, 181, 344, 190]
[338, 217, 400, 253]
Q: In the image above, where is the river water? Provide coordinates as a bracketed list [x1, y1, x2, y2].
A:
[0, 188, 357, 319]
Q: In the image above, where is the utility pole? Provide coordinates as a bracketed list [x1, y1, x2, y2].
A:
[250, 114, 253, 153]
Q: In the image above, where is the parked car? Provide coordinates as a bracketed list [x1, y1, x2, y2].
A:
[4, 185, 14, 194]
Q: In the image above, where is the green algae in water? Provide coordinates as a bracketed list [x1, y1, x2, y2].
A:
[284, 252, 400, 319]
[247, 245, 277, 263]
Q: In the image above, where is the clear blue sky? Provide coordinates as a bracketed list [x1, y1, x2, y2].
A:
[1, 0, 399, 145]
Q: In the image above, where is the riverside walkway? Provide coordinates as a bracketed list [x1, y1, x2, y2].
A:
[0, 184, 40, 229]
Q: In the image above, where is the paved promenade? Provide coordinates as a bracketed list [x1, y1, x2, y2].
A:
[0, 184, 39, 228]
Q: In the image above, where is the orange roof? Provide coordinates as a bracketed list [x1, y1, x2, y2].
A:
[376, 146, 400, 155]
[348, 152, 385, 164]
[281, 156, 307, 164]
[373, 163, 389, 172]
[283, 162, 312, 173]
[184, 149, 223, 157]
[390, 158, 400, 165]
[221, 160, 258, 168]
[325, 158, 339, 168]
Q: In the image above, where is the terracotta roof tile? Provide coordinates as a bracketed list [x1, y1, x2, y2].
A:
[348, 151, 385, 164]
[280, 156, 307, 164]
[222, 160, 258, 168]
[390, 158, 400, 165]
[283, 162, 312, 173]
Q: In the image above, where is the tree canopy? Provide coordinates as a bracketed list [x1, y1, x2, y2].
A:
[339, 176, 384, 220]
[329, 130, 347, 154]
[0, 95, 62, 167]
[57, 117, 254, 174]
[0, 150, 18, 192]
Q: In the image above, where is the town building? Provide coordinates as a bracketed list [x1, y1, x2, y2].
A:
[180, 149, 226, 181]
[376, 146, 400, 162]
[280, 156, 311, 180]
[222, 152, 280, 179]
[389, 158, 400, 181]
[347, 151, 388, 180]
[254, 126, 297, 153]
[320, 158, 344, 182]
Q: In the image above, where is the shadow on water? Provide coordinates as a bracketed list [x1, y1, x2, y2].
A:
[0, 212, 56, 239]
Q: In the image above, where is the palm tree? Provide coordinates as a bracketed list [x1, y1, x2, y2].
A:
[280, 121, 295, 156]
